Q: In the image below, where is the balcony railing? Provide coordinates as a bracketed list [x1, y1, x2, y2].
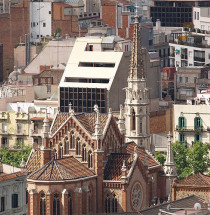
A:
[176, 125, 204, 132]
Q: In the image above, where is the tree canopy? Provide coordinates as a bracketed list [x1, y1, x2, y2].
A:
[0, 146, 32, 168]
[155, 142, 210, 179]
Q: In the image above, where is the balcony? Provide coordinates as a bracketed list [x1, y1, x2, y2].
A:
[29, 129, 42, 137]
[0, 112, 8, 120]
[176, 125, 205, 132]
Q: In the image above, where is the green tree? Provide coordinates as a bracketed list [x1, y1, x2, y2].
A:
[172, 142, 192, 179]
[0, 146, 32, 167]
[172, 142, 210, 179]
[155, 151, 166, 166]
[188, 142, 210, 174]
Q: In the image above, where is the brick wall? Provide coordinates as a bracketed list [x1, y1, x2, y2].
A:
[0, 1, 29, 80]
[0, 44, 3, 82]
[150, 109, 172, 134]
[52, 3, 87, 37]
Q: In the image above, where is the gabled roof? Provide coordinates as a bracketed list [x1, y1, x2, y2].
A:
[174, 173, 210, 187]
[104, 153, 134, 181]
[28, 156, 96, 181]
[140, 195, 207, 215]
[50, 112, 109, 136]
[125, 142, 160, 169]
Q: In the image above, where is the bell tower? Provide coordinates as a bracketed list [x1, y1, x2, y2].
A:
[124, 14, 151, 150]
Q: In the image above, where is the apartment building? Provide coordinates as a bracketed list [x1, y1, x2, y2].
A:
[173, 104, 210, 146]
[169, 29, 210, 67]
[0, 164, 27, 215]
[0, 111, 54, 148]
[174, 66, 210, 102]
[150, 0, 210, 27]
[193, 7, 210, 32]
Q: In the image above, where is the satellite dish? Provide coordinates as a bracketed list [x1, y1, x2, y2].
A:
[167, 204, 171, 211]
[194, 203, 201, 211]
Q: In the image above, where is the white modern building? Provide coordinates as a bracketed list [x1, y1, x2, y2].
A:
[0, 164, 27, 215]
[24, 39, 75, 74]
[193, 7, 210, 32]
[30, 2, 52, 42]
[59, 35, 132, 113]
[173, 104, 210, 146]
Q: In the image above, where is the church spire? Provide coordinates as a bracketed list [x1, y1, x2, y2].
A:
[129, 14, 144, 80]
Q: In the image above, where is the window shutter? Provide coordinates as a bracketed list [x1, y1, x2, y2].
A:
[194, 117, 197, 129]
[184, 117, 186, 129]
[178, 117, 181, 128]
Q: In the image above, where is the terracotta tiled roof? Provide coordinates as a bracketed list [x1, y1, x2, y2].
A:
[140, 195, 207, 215]
[74, 113, 108, 134]
[26, 149, 42, 174]
[50, 112, 109, 136]
[125, 142, 160, 169]
[104, 153, 134, 181]
[0, 172, 25, 182]
[28, 156, 96, 181]
[175, 173, 210, 187]
[30, 117, 53, 121]
[50, 112, 70, 134]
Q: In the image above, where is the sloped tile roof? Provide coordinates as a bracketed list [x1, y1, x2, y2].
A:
[104, 153, 134, 181]
[51, 112, 70, 134]
[140, 195, 207, 215]
[75, 113, 108, 134]
[28, 156, 96, 181]
[50, 112, 108, 136]
[26, 149, 42, 174]
[0, 172, 25, 182]
[175, 173, 210, 187]
[125, 142, 160, 168]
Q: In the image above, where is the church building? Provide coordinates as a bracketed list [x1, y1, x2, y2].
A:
[26, 14, 167, 215]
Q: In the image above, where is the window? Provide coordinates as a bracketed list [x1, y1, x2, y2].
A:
[70, 132, 75, 148]
[40, 193, 46, 215]
[88, 151, 93, 168]
[178, 117, 186, 129]
[34, 123, 38, 133]
[194, 11, 196, 19]
[179, 77, 183, 83]
[140, 119, 142, 133]
[131, 109, 136, 130]
[49, 11, 51, 14]
[185, 77, 188, 83]
[76, 138, 81, 155]
[197, 12, 199, 20]
[17, 138, 24, 146]
[82, 144, 87, 161]
[194, 117, 202, 130]
[2, 137, 7, 147]
[89, 45, 93, 51]
[112, 194, 117, 213]
[26, 190, 28, 204]
[64, 139, 69, 155]
[194, 77, 197, 83]
[53, 193, 60, 215]
[105, 194, 111, 213]
[2, 123, 7, 133]
[179, 133, 186, 143]
[194, 134, 202, 142]
[17, 123, 22, 133]
[0, 196, 5, 212]
[43, 23, 46, 27]
[68, 193, 72, 215]
[12, 194, 18, 208]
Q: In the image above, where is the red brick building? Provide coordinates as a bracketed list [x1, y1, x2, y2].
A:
[101, 0, 134, 40]
[0, 0, 29, 80]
